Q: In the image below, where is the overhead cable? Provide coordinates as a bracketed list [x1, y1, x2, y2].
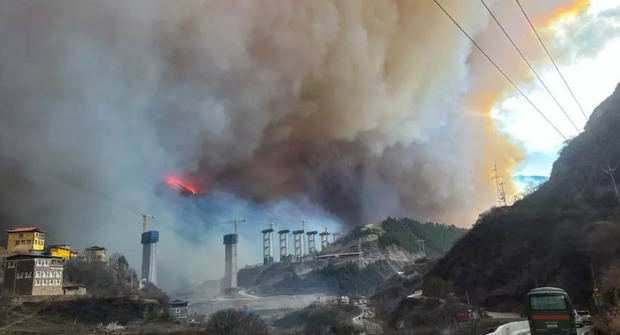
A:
[515, 0, 588, 121]
[481, 0, 580, 132]
[431, 0, 568, 140]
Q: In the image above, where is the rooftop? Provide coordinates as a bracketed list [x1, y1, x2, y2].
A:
[6, 227, 45, 233]
[528, 287, 567, 294]
[49, 245, 73, 249]
[169, 299, 189, 307]
[62, 284, 87, 289]
[85, 246, 106, 250]
[6, 254, 63, 260]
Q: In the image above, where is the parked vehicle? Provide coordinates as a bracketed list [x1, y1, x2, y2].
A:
[576, 310, 593, 325]
[574, 310, 584, 328]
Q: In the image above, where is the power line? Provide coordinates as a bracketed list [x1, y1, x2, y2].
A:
[515, 0, 588, 121]
[431, 0, 567, 140]
[480, 0, 580, 133]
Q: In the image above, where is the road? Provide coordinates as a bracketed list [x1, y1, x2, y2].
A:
[578, 325, 594, 335]
[352, 302, 382, 335]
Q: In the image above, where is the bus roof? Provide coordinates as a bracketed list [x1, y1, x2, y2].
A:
[528, 287, 567, 295]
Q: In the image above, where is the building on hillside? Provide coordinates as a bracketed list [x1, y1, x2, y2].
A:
[2, 254, 63, 296]
[62, 284, 87, 296]
[47, 245, 78, 260]
[168, 300, 189, 321]
[5, 227, 45, 253]
[84, 246, 106, 262]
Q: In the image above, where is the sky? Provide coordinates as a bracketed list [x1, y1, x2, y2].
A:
[492, 0, 620, 194]
[1, 0, 619, 291]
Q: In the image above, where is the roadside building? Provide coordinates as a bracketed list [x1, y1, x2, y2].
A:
[84, 246, 106, 262]
[62, 284, 87, 296]
[2, 254, 63, 296]
[48, 245, 78, 260]
[5, 227, 45, 253]
[168, 300, 189, 321]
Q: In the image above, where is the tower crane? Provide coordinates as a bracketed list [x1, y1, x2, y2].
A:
[219, 219, 246, 234]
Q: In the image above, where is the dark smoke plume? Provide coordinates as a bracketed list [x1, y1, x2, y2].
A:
[0, 0, 588, 289]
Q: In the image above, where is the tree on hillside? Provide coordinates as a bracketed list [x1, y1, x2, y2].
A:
[63, 255, 137, 298]
[204, 309, 269, 335]
[274, 303, 361, 335]
[302, 305, 360, 335]
[596, 266, 620, 334]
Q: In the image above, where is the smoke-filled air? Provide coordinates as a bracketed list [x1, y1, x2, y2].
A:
[0, 0, 589, 290]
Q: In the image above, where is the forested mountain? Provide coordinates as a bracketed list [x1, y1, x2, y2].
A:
[425, 83, 620, 310]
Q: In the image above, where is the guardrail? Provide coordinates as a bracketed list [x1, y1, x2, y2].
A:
[487, 321, 530, 335]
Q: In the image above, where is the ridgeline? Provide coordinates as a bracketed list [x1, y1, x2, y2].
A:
[425, 82, 620, 310]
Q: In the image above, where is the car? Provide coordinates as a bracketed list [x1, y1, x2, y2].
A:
[576, 310, 593, 325]
[527, 287, 578, 335]
[574, 310, 584, 328]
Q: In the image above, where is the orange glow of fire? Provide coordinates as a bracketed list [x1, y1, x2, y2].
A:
[534, 0, 590, 25]
[165, 176, 198, 194]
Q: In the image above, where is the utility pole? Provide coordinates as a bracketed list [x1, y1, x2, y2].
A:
[492, 164, 507, 207]
[590, 262, 597, 288]
[416, 239, 426, 256]
[603, 165, 620, 206]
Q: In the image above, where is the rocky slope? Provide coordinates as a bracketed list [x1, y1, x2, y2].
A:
[238, 218, 467, 296]
[425, 83, 620, 310]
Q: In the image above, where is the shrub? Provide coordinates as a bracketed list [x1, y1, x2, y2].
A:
[205, 309, 269, 335]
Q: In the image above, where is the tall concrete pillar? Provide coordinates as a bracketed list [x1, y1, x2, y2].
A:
[262, 227, 274, 265]
[278, 229, 290, 262]
[223, 233, 238, 290]
[306, 231, 318, 255]
[293, 229, 304, 262]
[320, 231, 330, 250]
[141, 230, 159, 285]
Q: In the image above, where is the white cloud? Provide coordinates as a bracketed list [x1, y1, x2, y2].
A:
[493, 1, 620, 183]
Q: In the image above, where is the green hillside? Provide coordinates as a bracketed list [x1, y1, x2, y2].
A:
[378, 218, 468, 257]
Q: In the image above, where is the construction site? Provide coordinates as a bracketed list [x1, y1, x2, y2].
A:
[217, 219, 352, 293]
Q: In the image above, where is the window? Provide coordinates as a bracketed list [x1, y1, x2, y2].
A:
[19, 233, 23, 238]
[34, 280, 38, 286]
[26, 272, 32, 279]
[530, 294, 568, 311]
[7, 261, 15, 268]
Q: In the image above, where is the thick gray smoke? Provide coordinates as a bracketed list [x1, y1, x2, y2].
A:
[0, 0, 585, 290]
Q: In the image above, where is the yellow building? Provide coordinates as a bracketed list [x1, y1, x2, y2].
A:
[6, 227, 45, 253]
[48, 245, 78, 260]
